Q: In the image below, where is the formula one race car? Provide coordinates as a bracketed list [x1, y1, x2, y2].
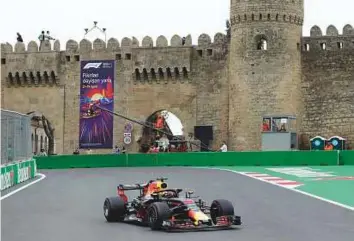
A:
[103, 177, 242, 231]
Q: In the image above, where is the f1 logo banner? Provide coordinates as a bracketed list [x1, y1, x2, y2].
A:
[79, 60, 115, 149]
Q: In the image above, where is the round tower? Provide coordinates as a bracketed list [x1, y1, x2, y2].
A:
[228, 0, 304, 150]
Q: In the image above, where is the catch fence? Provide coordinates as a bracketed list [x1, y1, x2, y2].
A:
[1, 109, 32, 165]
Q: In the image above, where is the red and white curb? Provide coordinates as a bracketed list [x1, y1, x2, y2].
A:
[238, 172, 303, 189]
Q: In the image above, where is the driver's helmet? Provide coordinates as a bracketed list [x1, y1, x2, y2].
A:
[145, 181, 167, 196]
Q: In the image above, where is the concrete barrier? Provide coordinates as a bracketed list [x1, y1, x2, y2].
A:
[340, 150, 354, 165]
[34, 150, 352, 170]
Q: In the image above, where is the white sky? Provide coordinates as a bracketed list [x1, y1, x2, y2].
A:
[0, 0, 353, 48]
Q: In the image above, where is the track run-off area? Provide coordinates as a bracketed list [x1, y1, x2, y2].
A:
[2, 167, 354, 241]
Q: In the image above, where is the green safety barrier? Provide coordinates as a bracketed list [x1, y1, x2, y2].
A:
[35, 150, 346, 170]
[0, 158, 37, 191]
[340, 150, 354, 165]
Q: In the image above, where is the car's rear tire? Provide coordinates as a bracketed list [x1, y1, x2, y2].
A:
[103, 197, 127, 222]
[147, 202, 171, 230]
[210, 199, 234, 224]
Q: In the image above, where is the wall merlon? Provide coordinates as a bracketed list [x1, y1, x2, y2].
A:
[107, 38, 120, 51]
[93, 38, 106, 51]
[1, 43, 13, 54]
[79, 39, 92, 53]
[198, 34, 211, 48]
[156, 35, 168, 47]
[142, 36, 153, 47]
[53, 40, 60, 51]
[66, 40, 79, 53]
[343, 24, 354, 35]
[14, 42, 26, 52]
[28, 41, 39, 52]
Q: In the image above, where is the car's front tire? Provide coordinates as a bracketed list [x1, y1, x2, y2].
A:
[210, 199, 235, 225]
[147, 202, 171, 230]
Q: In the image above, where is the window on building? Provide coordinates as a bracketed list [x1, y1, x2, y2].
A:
[256, 35, 268, 50]
[115, 54, 122, 60]
[320, 43, 326, 50]
[304, 43, 310, 51]
[125, 53, 131, 60]
[197, 49, 203, 57]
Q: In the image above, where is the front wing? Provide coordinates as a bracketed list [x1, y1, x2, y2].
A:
[161, 215, 242, 232]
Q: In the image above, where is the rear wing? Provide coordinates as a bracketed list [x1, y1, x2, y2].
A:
[117, 178, 167, 191]
[117, 184, 148, 202]
[117, 184, 147, 191]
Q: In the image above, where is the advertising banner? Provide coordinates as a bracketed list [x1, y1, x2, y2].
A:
[17, 160, 33, 184]
[0, 159, 37, 191]
[79, 60, 115, 149]
[0, 164, 15, 190]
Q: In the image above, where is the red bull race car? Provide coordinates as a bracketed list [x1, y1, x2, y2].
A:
[103, 178, 242, 231]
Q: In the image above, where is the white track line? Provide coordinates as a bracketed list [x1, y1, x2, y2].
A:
[0, 173, 46, 201]
[191, 167, 354, 212]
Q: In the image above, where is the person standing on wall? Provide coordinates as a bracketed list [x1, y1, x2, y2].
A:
[38, 31, 46, 50]
[17, 33, 23, 42]
[45, 31, 55, 40]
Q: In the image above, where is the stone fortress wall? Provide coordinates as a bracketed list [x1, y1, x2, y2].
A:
[1, 33, 230, 154]
[301, 24, 354, 147]
[1, 1, 353, 153]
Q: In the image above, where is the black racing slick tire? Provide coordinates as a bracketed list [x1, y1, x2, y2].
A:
[147, 202, 171, 230]
[210, 199, 235, 225]
[103, 197, 127, 222]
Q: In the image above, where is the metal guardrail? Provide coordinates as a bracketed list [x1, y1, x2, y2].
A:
[1, 109, 32, 165]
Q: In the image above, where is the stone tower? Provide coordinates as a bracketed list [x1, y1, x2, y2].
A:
[228, 0, 304, 150]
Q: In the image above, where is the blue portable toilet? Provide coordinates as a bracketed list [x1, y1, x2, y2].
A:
[310, 136, 326, 150]
[328, 136, 346, 150]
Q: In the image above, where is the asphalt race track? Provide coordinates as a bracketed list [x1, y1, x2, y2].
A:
[2, 167, 354, 241]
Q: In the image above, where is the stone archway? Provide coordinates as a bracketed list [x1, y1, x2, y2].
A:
[139, 110, 185, 153]
[27, 111, 55, 155]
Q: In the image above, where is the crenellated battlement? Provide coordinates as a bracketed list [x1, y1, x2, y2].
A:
[230, 12, 304, 27]
[1, 33, 228, 54]
[302, 24, 354, 52]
